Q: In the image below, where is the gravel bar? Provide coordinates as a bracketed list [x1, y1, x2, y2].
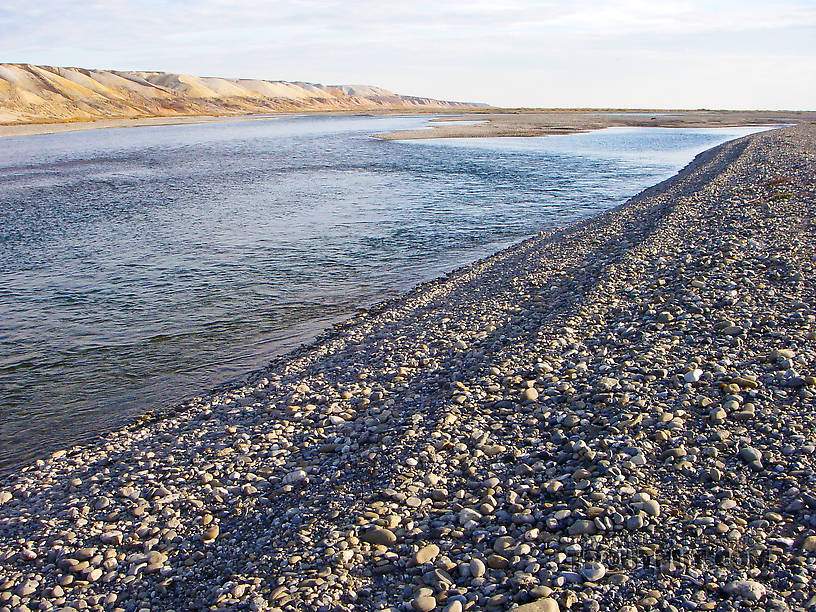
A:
[1, 124, 815, 612]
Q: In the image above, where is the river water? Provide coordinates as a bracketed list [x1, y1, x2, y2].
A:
[0, 116, 771, 472]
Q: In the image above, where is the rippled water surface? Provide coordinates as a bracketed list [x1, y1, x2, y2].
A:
[0, 116, 771, 471]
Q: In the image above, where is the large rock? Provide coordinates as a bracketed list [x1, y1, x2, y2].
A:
[580, 562, 606, 582]
[641, 499, 661, 517]
[723, 580, 766, 602]
[515, 598, 560, 612]
[201, 525, 219, 543]
[415, 544, 440, 565]
[360, 527, 397, 546]
[520, 387, 539, 402]
[412, 595, 437, 611]
[568, 519, 597, 535]
[739, 447, 762, 463]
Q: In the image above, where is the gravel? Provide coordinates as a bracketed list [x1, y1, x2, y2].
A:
[1, 123, 815, 611]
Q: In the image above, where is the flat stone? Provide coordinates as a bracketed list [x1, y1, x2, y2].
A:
[684, 368, 703, 383]
[520, 387, 539, 402]
[444, 600, 463, 612]
[769, 349, 796, 361]
[641, 499, 661, 517]
[493, 535, 518, 555]
[724, 579, 766, 602]
[458, 508, 482, 525]
[412, 595, 437, 612]
[739, 447, 762, 463]
[580, 561, 606, 582]
[469, 558, 486, 578]
[15, 579, 38, 597]
[598, 377, 618, 390]
[515, 598, 560, 612]
[361, 527, 397, 546]
[282, 469, 307, 485]
[415, 544, 440, 565]
[202, 524, 219, 543]
[626, 515, 644, 530]
[100, 531, 123, 545]
[75, 547, 97, 561]
[568, 519, 597, 535]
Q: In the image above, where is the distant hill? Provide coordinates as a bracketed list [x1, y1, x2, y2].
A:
[0, 64, 481, 124]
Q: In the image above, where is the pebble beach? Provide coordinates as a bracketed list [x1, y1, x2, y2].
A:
[1, 123, 815, 611]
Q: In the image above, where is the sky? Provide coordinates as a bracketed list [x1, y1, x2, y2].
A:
[1, 0, 815, 109]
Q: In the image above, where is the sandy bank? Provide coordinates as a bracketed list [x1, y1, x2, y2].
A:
[0, 109, 472, 139]
[0, 115, 280, 138]
[376, 109, 816, 140]
[4, 109, 814, 142]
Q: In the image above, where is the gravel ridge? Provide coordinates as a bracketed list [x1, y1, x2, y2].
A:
[1, 124, 815, 612]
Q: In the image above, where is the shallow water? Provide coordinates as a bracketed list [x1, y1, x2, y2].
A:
[0, 116, 771, 472]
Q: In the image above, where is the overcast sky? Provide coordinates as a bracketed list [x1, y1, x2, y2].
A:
[2, 0, 815, 109]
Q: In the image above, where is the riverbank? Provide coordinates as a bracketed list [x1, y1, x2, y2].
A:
[0, 115, 279, 139]
[0, 124, 814, 611]
[377, 109, 816, 140]
[0, 109, 459, 139]
[4, 109, 815, 141]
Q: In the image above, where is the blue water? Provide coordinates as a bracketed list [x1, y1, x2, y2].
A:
[0, 116, 771, 471]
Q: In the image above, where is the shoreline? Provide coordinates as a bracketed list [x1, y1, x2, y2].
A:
[0, 124, 814, 610]
[3, 109, 815, 142]
[0, 114, 278, 139]
[0, 109, 471, 140]
[0, 122, 747, 476]
[1, 114, 735, 476]
[375, 109, 816, 140]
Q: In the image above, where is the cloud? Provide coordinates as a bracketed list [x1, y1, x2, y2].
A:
[0, 0, 814, 108]
[5, 0, 816, 45]
[522, 0, 816, 35]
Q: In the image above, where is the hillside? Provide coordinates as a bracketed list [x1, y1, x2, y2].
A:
[0, 64, 476, 124]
